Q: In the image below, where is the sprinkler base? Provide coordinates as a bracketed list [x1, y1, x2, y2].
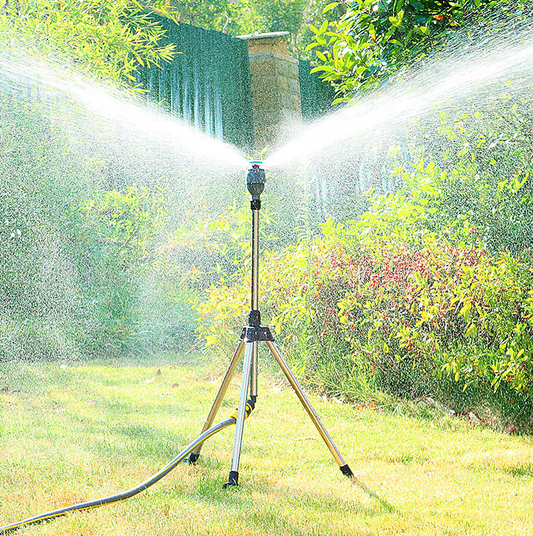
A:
[223, 471, 239, 488]
[340, 464, 354, 477]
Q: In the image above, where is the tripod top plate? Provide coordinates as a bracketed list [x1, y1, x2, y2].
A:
[240, 326, 274, 342]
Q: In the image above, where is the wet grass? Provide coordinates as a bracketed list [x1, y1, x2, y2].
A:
[1, 355, 533, 535]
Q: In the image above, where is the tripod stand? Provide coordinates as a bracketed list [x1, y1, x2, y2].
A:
[188, 163, 353, 487]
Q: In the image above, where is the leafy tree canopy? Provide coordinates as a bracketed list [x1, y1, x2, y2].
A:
[0, 0, 178, 84]
[307, 0, 532, 97]
[170, 0, 344, 56]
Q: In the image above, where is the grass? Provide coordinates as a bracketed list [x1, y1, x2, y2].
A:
[1, 354, 533, 535]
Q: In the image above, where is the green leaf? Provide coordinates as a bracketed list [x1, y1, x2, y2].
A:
[466, 323, 477, 337]
[310, 65, 332, 74]
[389, 16, 398, 26]
[323, 2, 340, 15]
[393, 0, 405, 13]
[459, 301, 472, 321]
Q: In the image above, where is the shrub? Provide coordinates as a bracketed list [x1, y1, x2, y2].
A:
[0, 99, 169, 360]
[195, 207, 533, 426]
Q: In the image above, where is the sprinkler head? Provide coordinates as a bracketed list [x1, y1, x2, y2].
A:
[246, 161, 266, 200]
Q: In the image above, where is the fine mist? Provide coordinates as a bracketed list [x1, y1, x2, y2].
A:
[0, 45, 249, 361]
[3, 14, 533, 361]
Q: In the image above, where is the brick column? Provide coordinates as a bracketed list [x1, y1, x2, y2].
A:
[239, 32, 302, 151]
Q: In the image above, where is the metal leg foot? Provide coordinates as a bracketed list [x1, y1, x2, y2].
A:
[340, 464, 354, 477]
[223, 471, 239, 487]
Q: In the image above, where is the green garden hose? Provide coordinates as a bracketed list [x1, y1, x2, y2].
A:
[0, 401, 254, 534]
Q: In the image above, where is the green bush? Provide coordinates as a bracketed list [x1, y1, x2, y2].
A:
[308, 0, 532, 97]
[195, 190, 533, 427]
[0, 97, 171, 360]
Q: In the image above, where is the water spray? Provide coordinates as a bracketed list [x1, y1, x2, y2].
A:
[0, 161, 352, 532]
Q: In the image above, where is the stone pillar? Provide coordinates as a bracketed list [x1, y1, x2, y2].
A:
[239, 32, 302, 151]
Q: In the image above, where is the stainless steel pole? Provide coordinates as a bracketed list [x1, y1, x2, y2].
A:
[250, 207, 260, 313]
[250, 341, 258, 400]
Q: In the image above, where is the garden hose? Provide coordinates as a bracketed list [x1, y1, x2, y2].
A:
[0, 401, 255, 534]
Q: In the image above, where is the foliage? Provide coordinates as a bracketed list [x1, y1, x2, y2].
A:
[391, 159, 533, 256]
[343, 83, 533, 252]
[160, 201, 277, 290]
[0, 0, 345, 62]
[170, 0, 345, 56]
[421, 103, 533, 254]
[82, 185, 167, 263]
[0, 98, 169, 359]
[176, 203, 276, 352]
[307, 0, 532, 97]
[0, 0, 178, 85]
[195, 179, 533, 426]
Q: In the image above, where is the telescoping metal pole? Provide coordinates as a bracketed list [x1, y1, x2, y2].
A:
[246, 163, 265, 328]
[246, 162, 265, 402]
[224, 162, 266, 487]
[249, 188, 261, 401]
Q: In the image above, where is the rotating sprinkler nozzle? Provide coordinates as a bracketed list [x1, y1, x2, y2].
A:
[246, 161, 266, 200]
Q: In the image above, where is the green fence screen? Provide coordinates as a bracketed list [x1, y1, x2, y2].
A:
[298, 59, 337, 121]
[140, 21, 335, 150]
[140, 20, 255, 151]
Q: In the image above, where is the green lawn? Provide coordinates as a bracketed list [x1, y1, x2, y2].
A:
[1, 356, 532, 535]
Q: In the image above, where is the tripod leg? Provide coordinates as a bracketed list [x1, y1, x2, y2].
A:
[250, 340, 259, 402]
[188, 339, 245, 463]
[266, 341, 354, 478]
[224, 341, 254, 487]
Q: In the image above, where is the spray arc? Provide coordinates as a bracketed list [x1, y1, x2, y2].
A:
[0, 163, 352, 533]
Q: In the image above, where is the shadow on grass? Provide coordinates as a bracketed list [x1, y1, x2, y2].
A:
[503, 463, 533, 478]
[63, 412, 203, 463]
[186, 456, 397, 528]
[350, 476, 396, 513]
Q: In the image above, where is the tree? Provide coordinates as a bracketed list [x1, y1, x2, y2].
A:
[0, 0, 178, 85]
[169, 0, 345, 56]
[307, 0, 531, 97]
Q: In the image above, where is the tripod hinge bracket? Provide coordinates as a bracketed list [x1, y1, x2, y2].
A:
[241, 326, 274, 342]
